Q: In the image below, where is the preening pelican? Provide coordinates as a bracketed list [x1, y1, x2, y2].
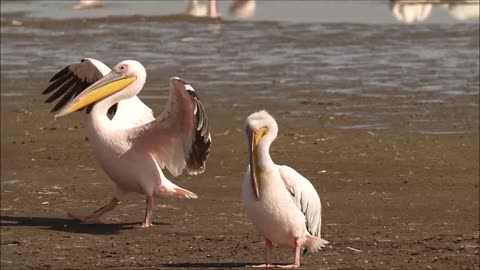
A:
[242, 111, 328, 268]
[42, 58, 211, 227]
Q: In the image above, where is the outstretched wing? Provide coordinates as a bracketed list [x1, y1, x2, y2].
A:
[279, 165, 322, 237]
[129, 77, 211, 177]
[42, 58, 117, 114]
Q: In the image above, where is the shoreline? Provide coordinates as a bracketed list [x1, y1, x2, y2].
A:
[1, 95, 478, 269]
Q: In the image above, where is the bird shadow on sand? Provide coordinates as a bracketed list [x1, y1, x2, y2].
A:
[0, 215, 170, 235]
[159, 262, 257, 269]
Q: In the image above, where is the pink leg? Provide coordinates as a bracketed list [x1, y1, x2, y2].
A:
[250, 239, 274, 268]
[278, 238, 301, 268]
[139, 195, 154, 228]
[208, 0, 218, 18]
[265, 239, 273, 266]
[68, 197, 119, 224]
[294, 238, 301, 267]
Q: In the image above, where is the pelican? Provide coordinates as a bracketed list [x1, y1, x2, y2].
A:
[390, 0, 433, 23]
[72, 0, 104, 10]
[42, 58, 211, 228]
[445, 1, 480, 21]
[230, 0, 256, 19]
[187, 0, 208, 17]
[187, 0, 219, 18]
[242, 111, 328, 268]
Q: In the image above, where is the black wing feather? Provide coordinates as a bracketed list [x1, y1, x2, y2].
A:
[45, 76, 76, 104]
[42, 59, 117, 115]
[185, 87, 211, 175]
[49, 65, 70, 82]
[42, 72, 73, 95]
[50, 80, 86, 112]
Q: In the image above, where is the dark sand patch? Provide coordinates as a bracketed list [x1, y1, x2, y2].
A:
[1, 95, 479, 269]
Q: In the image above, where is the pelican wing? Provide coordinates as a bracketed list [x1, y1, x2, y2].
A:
[279, 165, 322, 237]
[42, 58, 116, 114]
[129, 77, 211, 177]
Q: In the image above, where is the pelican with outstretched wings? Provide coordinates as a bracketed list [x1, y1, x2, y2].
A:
[42, 58, 211, 227]
[242, 111, 328, 267]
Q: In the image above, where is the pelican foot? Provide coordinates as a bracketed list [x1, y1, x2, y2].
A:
[277, 264, 299, 269]
[68, 212, 104, 224]
[173, 187, 198, 199]
[246, 264, 275, 268]
[135, 222, 153, 228]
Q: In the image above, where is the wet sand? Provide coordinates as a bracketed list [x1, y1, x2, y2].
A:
[1, 90, 478, 269]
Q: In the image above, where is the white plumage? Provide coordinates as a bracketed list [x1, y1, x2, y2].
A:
[242, 110, 328, 268]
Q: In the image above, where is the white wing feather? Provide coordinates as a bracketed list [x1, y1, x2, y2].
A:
[128, 77, 211, 177]
[76, 58, 110, 77]
[279, 165, 322, 237]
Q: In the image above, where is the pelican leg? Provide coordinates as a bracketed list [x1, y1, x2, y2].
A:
[250, 239, 274, 268]
[68, 197, 119, 224]
[278, 238, 301, 268]
[208, 0, 217, 18]
[138, 195, 154, 228]
[265, 239, 273, 266]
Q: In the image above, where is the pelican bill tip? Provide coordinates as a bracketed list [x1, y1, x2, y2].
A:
[54, 111, 66, 119]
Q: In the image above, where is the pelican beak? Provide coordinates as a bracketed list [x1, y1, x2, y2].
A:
[248, 127, 268, 201]
[54, 71, 137, 118]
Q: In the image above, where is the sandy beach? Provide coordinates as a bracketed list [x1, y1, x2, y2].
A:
[1, 91, 478, 269]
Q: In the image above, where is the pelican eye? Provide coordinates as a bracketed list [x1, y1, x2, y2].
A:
[119, 65, 128, 73]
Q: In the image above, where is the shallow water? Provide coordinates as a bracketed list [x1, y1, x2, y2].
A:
[0, 1, 479, 134]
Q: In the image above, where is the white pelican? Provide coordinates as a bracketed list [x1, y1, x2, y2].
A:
[390, 0, 433, 23]
[42, 58, 211, 228]
[187, 0, 219, 18]
[230, 0, 256, 19]
[72, 0, 104, 10]
[187, 0, 208, 17]
[242, 111, 328, 268]
[446, 1, 480, 21]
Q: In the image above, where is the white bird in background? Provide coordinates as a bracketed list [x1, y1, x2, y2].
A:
[187, 0, 219, 18]
[242, 111, 328, 268]
[187, 0, 208, 17]
[229, 0, 256, 19]
[445, 1, 480, 21]
[72, 0, 104, 10]
[390, 0, 479, 23]
[390, 0, 433, 23]
[187, 0, 256, 19]
[42, 59, 211, 228]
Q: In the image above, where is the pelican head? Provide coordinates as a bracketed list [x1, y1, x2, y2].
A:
[245, 110, 278, 200]
[55, 60, 146, 118]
